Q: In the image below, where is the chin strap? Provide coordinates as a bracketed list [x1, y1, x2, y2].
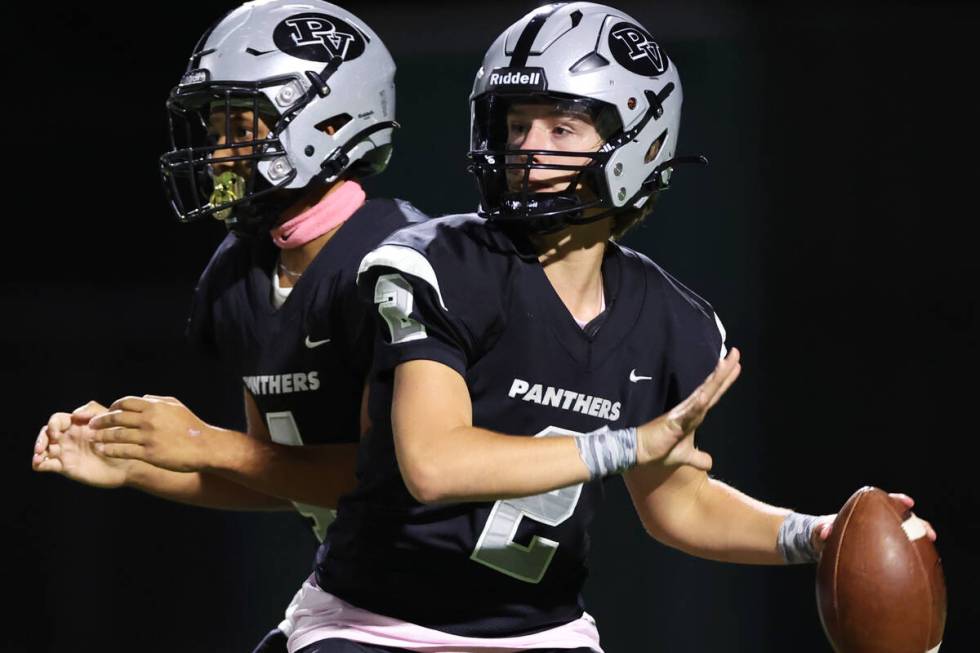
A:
[317, 121, 400, 182]
[645, 154, 709, 192]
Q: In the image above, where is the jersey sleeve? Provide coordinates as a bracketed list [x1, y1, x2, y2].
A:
[356, 222, 505, 378]
[661, 275, 728, 406]
[307, 198, 435, 378]
[185, 234, 240, 358]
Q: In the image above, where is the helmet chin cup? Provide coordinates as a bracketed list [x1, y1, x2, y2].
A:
[499, 192, 587, 233]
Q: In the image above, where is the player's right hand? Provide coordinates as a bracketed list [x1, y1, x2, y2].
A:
[634, 348, 741, 471]
[32, 401, 132, 488]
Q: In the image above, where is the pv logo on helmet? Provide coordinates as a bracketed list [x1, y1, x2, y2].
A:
[608, 22, 669, 76]
[274, 13, 367, 63]
[286, 17, 353, 57]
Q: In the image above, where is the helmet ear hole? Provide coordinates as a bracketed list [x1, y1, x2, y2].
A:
[644, 130, 667, 163]
[315, 113, 353, 136]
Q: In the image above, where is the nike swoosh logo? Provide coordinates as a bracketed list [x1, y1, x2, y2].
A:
[629, 369, 653, 383]
[246, 47, 275, 56]
[305, 336, 331, 349]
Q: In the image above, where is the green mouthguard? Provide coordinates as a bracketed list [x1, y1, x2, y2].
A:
[209, 171, 246, 221]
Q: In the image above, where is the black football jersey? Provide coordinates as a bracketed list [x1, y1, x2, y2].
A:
[186, 199, 427, 540]
[315, 214, 726, 636]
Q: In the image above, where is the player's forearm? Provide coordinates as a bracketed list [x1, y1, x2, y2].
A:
[124, 460, 290, 511]
[396, 424, 591, 503]
[204, 428, 358, 508]
[392, 359, 590, 503]
[664, 477, 789, 564]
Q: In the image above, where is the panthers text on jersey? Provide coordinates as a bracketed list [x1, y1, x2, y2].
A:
[316, 214, 725, 636]
[186, 199, 427, 540]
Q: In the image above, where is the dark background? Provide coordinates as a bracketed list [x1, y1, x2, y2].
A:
[4, 1, 978, 651]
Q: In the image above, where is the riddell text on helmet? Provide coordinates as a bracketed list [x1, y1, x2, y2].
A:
[487, 67, 548, 90]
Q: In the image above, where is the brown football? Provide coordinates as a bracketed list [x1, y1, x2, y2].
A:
[816, 486, 946, 653]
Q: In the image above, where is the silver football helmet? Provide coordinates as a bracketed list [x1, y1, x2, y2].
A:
[469, 2, 702, 232]
[161, 0, 396, 231]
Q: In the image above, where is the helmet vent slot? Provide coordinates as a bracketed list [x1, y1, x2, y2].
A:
[645, 131, 667, 163]
[316, 113, 353, 136]
[569, 52, 610, 74]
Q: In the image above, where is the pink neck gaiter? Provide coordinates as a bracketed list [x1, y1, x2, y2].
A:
[270, 180, 366, 249]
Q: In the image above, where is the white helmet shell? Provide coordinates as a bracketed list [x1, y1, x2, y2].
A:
[194, 0, 396, 188]
[161, 0, 396, 226]
[469, 2, 683, 224]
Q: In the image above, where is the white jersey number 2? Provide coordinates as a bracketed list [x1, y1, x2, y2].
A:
[265, 411, 336, 542]
[375, 273, 427, 344]
[470, 427, 585, 584]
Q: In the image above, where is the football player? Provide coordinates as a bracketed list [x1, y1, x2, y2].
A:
[31, 1, 425, 651]
[280, 4, 936, 653]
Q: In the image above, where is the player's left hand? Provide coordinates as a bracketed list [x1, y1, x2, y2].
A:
[89, 395, 216, 473]
[810, 492, 937, 558]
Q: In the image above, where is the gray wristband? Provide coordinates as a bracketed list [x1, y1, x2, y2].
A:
[777, 511, 820, 564]
[573, 426, 638, 480]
